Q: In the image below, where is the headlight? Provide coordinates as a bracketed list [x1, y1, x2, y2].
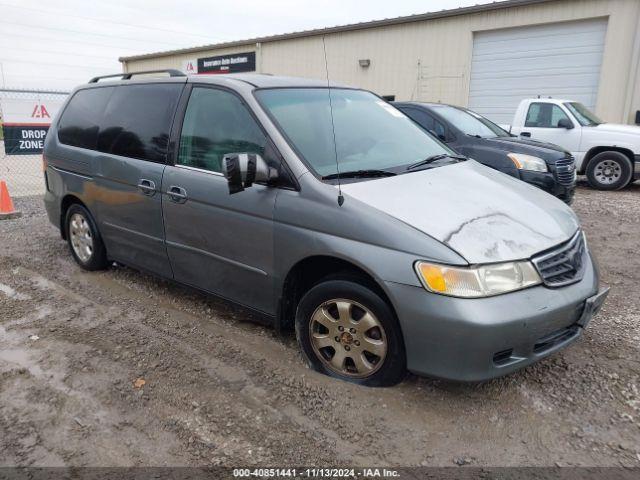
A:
[414, 260, 541, 298]
[507, 153, 548, 172]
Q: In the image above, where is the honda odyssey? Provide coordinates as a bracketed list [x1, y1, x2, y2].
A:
[43, 71, 608, 386]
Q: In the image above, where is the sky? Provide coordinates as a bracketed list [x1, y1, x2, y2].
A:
[0, 0, 494, 91]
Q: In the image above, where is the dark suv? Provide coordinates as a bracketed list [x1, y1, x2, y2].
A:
[393, 102, 576, 203]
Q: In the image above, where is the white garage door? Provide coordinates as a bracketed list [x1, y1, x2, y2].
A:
[468, 19, 607, 125]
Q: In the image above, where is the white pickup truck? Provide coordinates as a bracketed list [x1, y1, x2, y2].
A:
[505, 98, 640, 190]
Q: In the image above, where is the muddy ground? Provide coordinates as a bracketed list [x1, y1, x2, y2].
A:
[1, 182, 639, 468]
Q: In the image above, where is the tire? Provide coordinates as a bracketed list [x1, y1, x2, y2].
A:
[585, 151, 633, 190]
[65, 204, 108, 271]
[295, 277, 406, 387]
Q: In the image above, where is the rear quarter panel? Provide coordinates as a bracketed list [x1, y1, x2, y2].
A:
[43, 116, 99, 230]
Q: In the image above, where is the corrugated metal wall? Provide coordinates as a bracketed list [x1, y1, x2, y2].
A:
[467, 18, 608, 124]
[123, 0, 640, 123]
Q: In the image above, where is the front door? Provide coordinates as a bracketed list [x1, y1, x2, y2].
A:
[162, 86, 278, 314]
[94, 83, 183, 278]
[519, 102, 581, 153]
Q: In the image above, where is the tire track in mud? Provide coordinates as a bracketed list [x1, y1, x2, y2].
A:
[0, 260, 381, 466]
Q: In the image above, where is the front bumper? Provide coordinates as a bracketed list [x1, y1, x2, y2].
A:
[385, 253, 605, 381]
[519, 170, 575, 204]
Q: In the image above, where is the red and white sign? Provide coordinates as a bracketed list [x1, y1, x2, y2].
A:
[1, 98, 64, 126]
[182, 58, 198, 75]
[1, 97, 65, 155]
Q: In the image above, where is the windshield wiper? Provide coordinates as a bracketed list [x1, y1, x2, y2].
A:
[406, 153, 467, 171]
[322, 169, 397, 180]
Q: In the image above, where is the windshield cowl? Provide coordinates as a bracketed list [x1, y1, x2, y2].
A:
[322, 169, 397, 180]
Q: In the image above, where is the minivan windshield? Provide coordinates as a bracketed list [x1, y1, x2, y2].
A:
[433, 105, 510, 138]
[564, 102, 602, 126]
[255, 88, 456, 177]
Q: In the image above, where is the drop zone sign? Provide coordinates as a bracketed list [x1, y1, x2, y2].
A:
[1, 98, 65, 155]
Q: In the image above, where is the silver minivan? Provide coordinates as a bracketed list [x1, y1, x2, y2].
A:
[43, 71, 608, 386]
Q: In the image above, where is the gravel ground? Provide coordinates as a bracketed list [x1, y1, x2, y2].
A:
[0, 182, 639, 468]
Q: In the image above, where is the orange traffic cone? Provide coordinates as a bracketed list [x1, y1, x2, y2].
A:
[0, 180, 22, 220]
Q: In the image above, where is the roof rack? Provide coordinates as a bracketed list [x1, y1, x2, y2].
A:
[88, 69, 186, 83]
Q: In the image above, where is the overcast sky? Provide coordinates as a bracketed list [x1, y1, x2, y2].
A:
[0, 0, 493, 91]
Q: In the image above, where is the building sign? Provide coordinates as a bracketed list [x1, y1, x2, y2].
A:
[182, 58, 198, 75]
[1, 98, 65, 155]
[198, 51, 256, 74]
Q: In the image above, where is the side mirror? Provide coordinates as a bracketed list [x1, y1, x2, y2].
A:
[557, 118, 574, 129]
[222, 153, 278, 194]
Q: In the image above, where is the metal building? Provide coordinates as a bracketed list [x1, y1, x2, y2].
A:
[120, 0, 640, 125]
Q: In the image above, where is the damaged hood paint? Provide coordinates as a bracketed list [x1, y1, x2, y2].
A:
[340, 161, 579, 264]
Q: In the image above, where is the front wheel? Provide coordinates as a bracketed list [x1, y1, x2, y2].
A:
[585, 151, 633, 190]
[295, 278, 406, 387]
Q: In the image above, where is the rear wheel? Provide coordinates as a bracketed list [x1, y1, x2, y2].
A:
[295, 278, 406, 387]
[65, 204, 108, 271]
[585, 151, 632, 190]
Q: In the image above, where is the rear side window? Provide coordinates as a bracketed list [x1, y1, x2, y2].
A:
[98, 84, 182, 162]
[58, 87, 114, 150]
[177, 87, 267, 173]
[525, 103, 570, 128]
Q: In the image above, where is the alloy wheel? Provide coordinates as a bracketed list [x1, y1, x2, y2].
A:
[309, 298, 387, 378]
[69, 213, 94, 263]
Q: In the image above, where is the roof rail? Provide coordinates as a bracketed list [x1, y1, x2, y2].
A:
[88, 69, 186, 83]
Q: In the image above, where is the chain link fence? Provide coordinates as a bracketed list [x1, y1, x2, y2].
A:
[0, 88, 69, 197]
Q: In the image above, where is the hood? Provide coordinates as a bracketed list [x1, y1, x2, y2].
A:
[592, 123, 640, 135]
[485, 136, 569, 159]
[340, 161, 579, 264]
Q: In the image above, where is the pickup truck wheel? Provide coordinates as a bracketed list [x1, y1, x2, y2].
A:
[295, 278, 406, 387]
[65, 204, 108, 271]
[585, 151, 632, 190]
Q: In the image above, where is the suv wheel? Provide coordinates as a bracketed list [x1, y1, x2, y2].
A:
[586, 151, 633, 190]
[65, 204, 108, 271]
[295, 278, 406, 387]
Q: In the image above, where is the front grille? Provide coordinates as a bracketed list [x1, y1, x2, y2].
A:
[532, 231, 586, 287]
[555, 156, 577, 186]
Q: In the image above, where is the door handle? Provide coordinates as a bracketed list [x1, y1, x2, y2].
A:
[137, 179, 156, 196]
[167, 185, 188, 203]
[520, 132, 531, 137]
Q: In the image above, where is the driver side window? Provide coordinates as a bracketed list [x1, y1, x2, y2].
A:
[178, 87, 267, 173]
[525, 103, 570, 128]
